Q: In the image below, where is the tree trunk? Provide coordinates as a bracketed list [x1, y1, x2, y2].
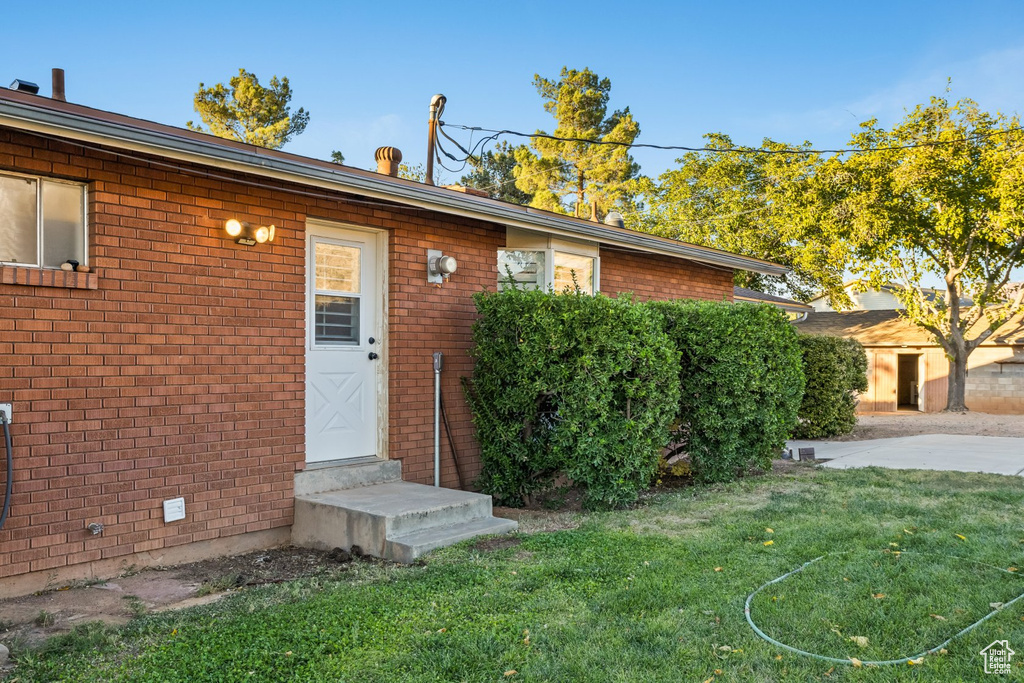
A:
[945, 346, 969, 412]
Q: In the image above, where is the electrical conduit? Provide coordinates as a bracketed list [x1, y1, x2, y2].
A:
[0, 413, 12, 530]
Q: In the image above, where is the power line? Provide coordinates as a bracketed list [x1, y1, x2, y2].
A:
[439, 121, 1024, 156]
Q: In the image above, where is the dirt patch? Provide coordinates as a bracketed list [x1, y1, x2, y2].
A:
[828, 411, 1024, 442]
[0, 546, 357, 650]
[471, 536, 522, 552]
[770, 458, 820, 476]
[0, 459, 811, 654]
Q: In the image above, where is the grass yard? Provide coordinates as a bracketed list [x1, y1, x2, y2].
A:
[9, 465, 1024, 682]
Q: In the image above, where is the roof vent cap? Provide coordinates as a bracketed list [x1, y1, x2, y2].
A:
[374, 146, 403, 177]
[603, 211, 625, 229]
[9, 79, 39, 94]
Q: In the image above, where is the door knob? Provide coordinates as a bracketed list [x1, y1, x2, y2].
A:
[368, 352, 379, 360]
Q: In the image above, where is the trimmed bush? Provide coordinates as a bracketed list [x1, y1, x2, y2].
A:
[795, 335, 868, 438]
[466, 288, 680, 510]
[649, 301, 805, 483]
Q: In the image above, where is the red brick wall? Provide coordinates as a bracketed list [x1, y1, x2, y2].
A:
[599, 247, 734, 302]
[385, 214, 504, 488]
[0, 127, 735, 584]
[0, 130, 311, 580]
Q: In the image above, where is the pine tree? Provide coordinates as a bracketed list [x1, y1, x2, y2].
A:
[188, 69, 309, 150]
[514, 67, 640, 218]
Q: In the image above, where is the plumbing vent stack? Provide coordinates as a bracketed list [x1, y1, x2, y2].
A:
[374, 146, 403, 177]
[51, 68, 65, 102]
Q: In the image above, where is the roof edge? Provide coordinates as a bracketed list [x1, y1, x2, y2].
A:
[0, 94, 787, 276]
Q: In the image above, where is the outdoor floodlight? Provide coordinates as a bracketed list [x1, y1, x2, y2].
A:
[225, 219, 276, 247]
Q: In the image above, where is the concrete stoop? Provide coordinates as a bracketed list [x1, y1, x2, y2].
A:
[292, 459, 517, 563]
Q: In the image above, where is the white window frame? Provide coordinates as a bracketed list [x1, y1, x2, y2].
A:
[552, 249, 600, 295]
[308, 236, 365, 349]
[0, 170, 88, 268]
[497, 248, 600, 294]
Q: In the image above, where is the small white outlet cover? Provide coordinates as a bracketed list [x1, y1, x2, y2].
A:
[0, 403, 11, 423]
[163, 497, 186, 523]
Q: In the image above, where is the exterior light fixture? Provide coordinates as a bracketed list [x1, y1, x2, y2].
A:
[224, 219, 276, 247]
[427, 249, 457, 284]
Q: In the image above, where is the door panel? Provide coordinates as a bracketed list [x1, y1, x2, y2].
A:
[305, 226, 382, 462]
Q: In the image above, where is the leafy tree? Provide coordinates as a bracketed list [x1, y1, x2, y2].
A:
[187, 69, 309, 149]
[460, 141, 533, 204]
[514, 67, 641, 218]
[824, 95, 1024, 411]
[631, 134, 849, 302]
[398, 163, 426, 182]
[330, 151, 345, 164]
[795, 335, 868, 438]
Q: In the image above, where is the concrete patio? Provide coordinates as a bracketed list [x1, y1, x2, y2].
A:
[786, 434, 1024, 476]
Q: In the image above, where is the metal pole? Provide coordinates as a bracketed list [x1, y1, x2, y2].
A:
[433, 352, 444, 486]
[425, 94, 445, 186]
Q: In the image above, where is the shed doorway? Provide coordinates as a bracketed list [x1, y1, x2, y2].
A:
[897, 353, 922, 411]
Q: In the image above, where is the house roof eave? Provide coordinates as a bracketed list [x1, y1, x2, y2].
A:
[0, 92, 788, 277]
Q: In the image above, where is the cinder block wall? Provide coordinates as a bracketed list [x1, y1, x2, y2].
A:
[0, 128, 734, 587]
[966, 347, 1024, 414]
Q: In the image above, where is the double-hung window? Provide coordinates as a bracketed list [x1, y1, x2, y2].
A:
[0, 171, 87, 268]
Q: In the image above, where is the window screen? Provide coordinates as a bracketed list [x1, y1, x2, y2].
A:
[0, 175, 39, 265]
[314, 295, 360, 345]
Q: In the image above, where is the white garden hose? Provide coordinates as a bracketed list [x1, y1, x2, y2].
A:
[744, 551, 1024, 666]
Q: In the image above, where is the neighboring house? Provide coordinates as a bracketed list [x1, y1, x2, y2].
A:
[0, 83, 785, 594]
[795, 310, 1024, 413]
[808, 281, 971, 313]
[733, 286, 812, 320]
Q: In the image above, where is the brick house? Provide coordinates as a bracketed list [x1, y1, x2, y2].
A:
[0, 85, 784, 595]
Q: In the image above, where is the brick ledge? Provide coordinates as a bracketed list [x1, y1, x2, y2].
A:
[0, 264, 98, 290]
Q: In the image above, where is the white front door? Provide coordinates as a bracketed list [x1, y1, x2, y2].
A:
[305, 223, 384, 463]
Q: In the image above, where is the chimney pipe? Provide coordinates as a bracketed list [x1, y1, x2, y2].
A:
[374, 146, 403, 177]
[51, 68, 65, 102]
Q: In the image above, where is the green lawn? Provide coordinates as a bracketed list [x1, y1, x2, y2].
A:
[12, 466, 1024, 682]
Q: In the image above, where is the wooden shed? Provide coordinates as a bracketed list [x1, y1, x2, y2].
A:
[795, 310, 1024, 413]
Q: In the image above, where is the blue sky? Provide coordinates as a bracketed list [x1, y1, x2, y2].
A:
[4, 0, 1024, 183]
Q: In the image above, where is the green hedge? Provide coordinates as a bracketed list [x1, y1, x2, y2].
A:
[465, 288, 680, 510]
[650, 301, 805, 483]
[795, 335, 868, 438]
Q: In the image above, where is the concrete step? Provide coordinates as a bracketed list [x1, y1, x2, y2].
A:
[292, 480, 516, 561]
[386, 516, 520, 564]
[294, 457, 401, 496]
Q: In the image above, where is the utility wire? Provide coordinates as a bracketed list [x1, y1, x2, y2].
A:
[439, 121, 1024, 156]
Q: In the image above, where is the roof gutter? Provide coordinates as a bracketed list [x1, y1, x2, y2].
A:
[0, 97, 787, 276]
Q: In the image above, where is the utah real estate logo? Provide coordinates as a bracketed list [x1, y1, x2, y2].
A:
[981, 640, 1015, 675]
